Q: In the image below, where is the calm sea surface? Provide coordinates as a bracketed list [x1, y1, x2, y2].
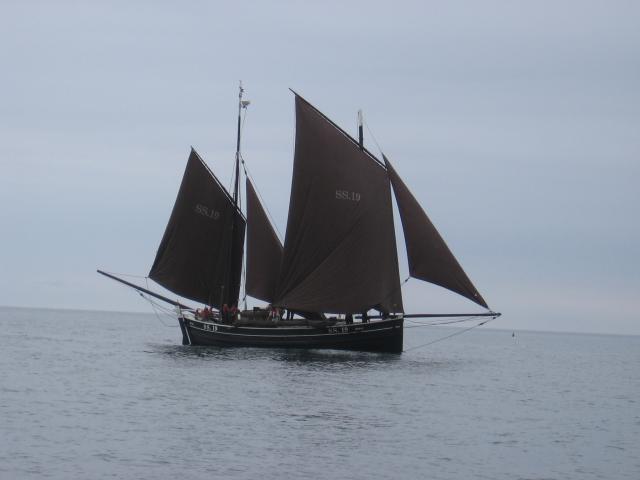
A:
[0, 306, 638, 479]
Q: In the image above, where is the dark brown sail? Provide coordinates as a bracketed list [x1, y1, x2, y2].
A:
[384, 155, 488, 309]
[149, 148, 246, 308]
[245, 178, 283, 303]
[274, 95, 403, 314]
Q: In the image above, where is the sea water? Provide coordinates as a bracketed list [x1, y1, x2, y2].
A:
[0, 306, 638, 479]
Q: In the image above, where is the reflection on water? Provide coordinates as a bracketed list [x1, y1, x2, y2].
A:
[148, 343, 403, 369]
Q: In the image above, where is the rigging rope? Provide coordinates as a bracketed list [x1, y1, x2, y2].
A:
[363, 117, 386, 160]
[240, 158, 284, 241]
[143, 277, 175, 327]
[240, 169, 248, 309]
[238, 105, 251, 308]
[101, 270, 181, 327]
[139, 293, 178, 327]
[404, 316, 481, 328]
[402, 316, 498, 352]
[100, 270, 148, 279]
[235, 95, 285, 241]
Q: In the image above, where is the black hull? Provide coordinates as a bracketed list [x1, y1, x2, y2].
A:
[178, 316, 404, 353]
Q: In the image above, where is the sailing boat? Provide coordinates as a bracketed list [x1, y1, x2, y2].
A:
[98, 85, 500, 353]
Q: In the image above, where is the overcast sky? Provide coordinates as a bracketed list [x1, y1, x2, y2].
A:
[1, 0, 638, 334]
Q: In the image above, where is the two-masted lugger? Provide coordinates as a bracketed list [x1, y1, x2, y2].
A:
[98, 85, 500, 353]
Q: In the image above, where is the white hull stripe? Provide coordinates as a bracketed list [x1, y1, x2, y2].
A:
[185, 324, 397, 338]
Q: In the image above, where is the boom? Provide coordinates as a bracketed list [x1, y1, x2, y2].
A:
[97, 269, 192, 310]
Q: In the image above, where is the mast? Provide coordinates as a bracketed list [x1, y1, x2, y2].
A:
[358, 110, 364, 150]
[233, 82, 243, 205]
[224, 82, 250, 308]
[233, 81, 251, 204]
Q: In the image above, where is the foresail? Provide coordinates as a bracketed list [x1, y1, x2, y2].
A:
[149, 148, 246, 308]
[274, 95, 403, 314]
[245, 178, 283, 303]
[384, 155, 489, 309]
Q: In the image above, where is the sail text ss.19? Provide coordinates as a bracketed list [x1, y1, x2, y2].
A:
[148, 149, 245, 309]
[273, 95, 403, 314]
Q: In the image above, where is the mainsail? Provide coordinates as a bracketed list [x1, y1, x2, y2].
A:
[384, 155, 488, 309]
[245, 178, 283, 303]
[149, 148, 246, 308]
[274, 95, 403, 314]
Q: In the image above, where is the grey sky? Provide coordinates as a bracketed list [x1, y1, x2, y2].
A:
[1, 1, 638, 334]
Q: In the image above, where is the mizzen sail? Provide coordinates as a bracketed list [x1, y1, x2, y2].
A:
[384, 155, 488, 309]
[245, 178, 283, 303]
[274, 95, 403, 313]
[149, 148, 246, 308]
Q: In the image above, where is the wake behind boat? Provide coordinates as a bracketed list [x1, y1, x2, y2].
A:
[99, 84, 499, 353]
